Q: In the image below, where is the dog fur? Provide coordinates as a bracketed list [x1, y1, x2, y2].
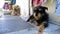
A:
[27, 6, 49, 34]
[11, 5, 20, 16]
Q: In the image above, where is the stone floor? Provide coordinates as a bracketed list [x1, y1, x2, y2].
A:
[5, 23, 60, 34]
[0, 15, 60, 34]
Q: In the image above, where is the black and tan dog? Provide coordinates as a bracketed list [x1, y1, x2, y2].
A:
[27, 6, 49, 34]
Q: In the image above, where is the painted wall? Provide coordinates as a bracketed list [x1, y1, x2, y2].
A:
[44, 0, 60, 25]
[0, 0, 4, 16]
[0, 0, 4, 8]
[16, 0, 29, 17]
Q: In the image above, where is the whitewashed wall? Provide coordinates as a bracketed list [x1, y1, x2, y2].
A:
[0, 0, 4, 8]
[16, 0, 29, 17]
[0, 0, 4, 16]
[44, 0, 60, 25]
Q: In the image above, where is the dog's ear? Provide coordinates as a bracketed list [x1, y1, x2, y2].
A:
[43, 7, 48, 10]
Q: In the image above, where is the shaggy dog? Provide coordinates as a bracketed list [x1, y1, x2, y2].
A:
[11, 5, 20, 16]
[27, 6, 49, 34]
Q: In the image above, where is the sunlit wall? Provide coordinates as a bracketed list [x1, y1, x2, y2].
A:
[16, 0, 29, 16]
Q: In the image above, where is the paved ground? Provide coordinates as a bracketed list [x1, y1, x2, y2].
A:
[0, 15, 36, 34]
[0, 15, 60, 34]
[5, 23, 60, 34]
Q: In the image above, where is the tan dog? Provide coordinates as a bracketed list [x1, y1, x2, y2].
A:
[11, 5, 20, 16]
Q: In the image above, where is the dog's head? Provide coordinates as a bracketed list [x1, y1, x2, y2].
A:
[33, 6, 48, 20]
[27, 6, 48, 24]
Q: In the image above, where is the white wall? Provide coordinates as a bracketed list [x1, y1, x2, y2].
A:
[44, 0, 60, 25]
[16, 0, 29, 16]
[0, 0, 4, 8]
[0, 0, 4, 16]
